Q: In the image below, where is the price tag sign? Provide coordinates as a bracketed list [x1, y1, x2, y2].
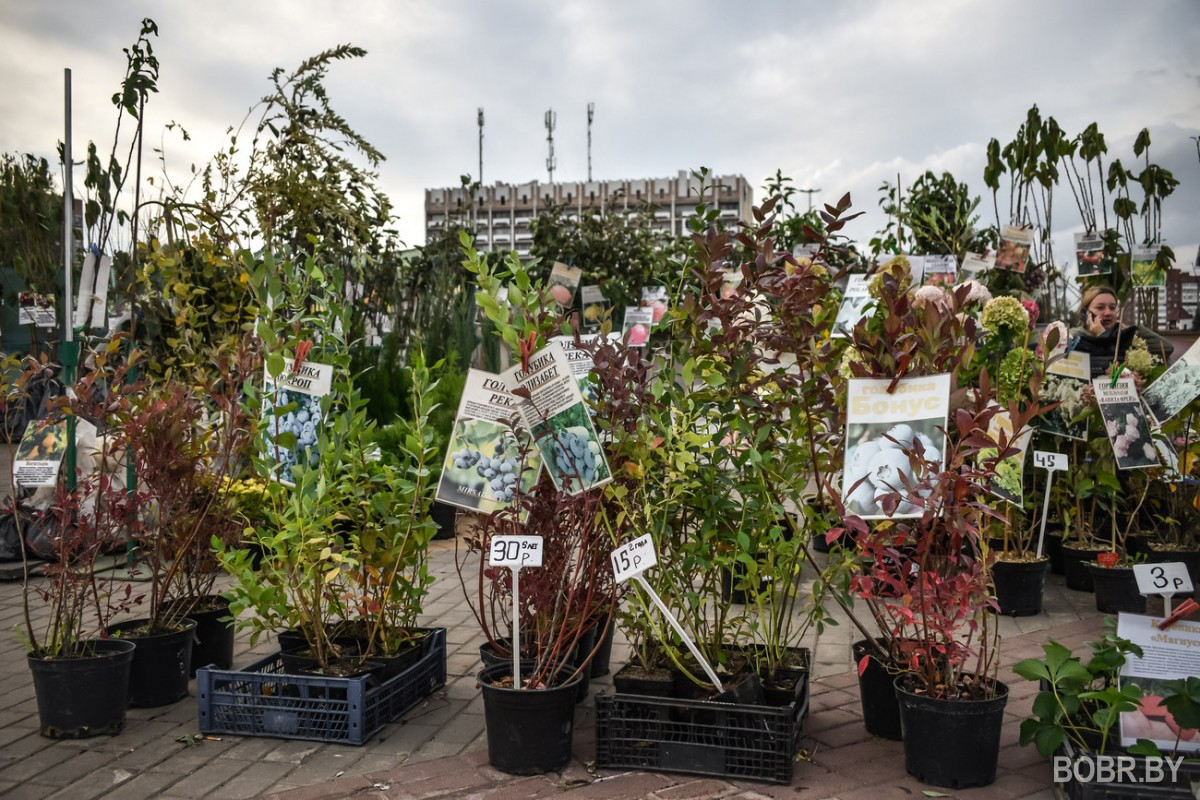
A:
[610, 534, 658, 583]
[1033, 451, 1068, 471]
[1134, 563, 1194, 597]
[489, 535, 544, 568]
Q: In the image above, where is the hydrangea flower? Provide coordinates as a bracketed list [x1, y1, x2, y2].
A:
[980, 296, 1030, 338]
[912, 285, 948, 311]
[1021, 300, 1039, 329]
[868, 255, 913, 298]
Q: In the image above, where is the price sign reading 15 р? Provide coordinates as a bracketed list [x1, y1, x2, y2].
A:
[489, 535, 543, 568]
[611, 534, 657, 583]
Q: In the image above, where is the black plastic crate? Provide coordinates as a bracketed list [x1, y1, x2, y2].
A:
[196, 628, 446, 745]
[595, 666, 809, 785]
[1058, 738, 1200, 800]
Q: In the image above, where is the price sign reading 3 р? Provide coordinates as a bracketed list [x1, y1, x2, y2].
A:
[611, 534, 658, 583]
[489, 535, 544, 568]
[1133, 563, 1194, 597]
[1032, 451, 1067, 471]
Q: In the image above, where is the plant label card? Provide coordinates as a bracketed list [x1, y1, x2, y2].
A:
[73, 251, 97, 330]
[1143, 337, 1200, 428]
[1153, 437, 1182, 479]
[489, 535, 544, 569]
[995, 226, 1033, 273]
[88, 252, 112, 331]
[1094, 375, 1159, 470]
[550, 333, 620, 404]
[833, 275, 871, 338]
[17, 293, 56, 328]
[640, 286, 669, 325]
[980, 410, 1033, 507]
[622, 307, 654, 348]
[437, 369, 542, 515]
[1032, 450, 1068, 472]
[1116, 613, 1200, 752]
[1074, 231, 1108, 277]
[611, 533, 657, 583]
[922, 255, 958, 287]
[262, 358, 333, 486]
[1131, 244, 1167, 288]
[547, 262, 582, 308]
[1038, 351, 1092, 441]
[961, 250, 996, 274]
[842, 374, 951, 519]
[795, 243, 821, 260]
[502, 342, 612, 494]
[580, 285, 610, 333]
[13, 418, 66, 487]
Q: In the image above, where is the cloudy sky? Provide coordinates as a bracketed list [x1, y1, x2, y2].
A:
[2, 0, 1198, 267]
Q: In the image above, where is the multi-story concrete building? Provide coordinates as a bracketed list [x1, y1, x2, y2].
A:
[424, 171, 754, 258]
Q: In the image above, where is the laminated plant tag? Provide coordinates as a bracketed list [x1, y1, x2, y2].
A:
[89, 254, 112, 331]
[1094, 375, 1159, 470]
[550, 333, 620, 410]
[978, 409, 1033, 507]
[261, 357, 333, 487]
[842, 374, 951, 519]
[547, 262, 582, 308]
[1143, 337, 1200, 427]
[1116, 613, 1200, 752]
[832, 274, 870, 337]
[621, 307, 654, 348]
[580, 285, 610, 333]
[17, 293, 56, 328]
[1131, 244, 1166, 288]
[14, 418, 66, 487]
[640, 285, 669, 325]
[961, 250, 996, 273]
[502, 342, 612, 494]
[436, 369, 542, 516]
[1038, 351, 1091, 441]
[995, 226, 1033, 273]
[922, 254, 957, 287]
[1074, 231, 1108, 277]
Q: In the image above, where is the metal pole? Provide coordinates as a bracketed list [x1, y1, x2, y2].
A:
[62, 68, 78, 491]
[587, 102, 594, 183]
[545, 109, 556, 185]
[477, 108, 484, 185]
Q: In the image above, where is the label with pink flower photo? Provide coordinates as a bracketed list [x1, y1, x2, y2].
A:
[922, 255, 957, 287]
[639, 286, 669, 325]
[547, 262, 582, 308]
[621, 306, 654, 348]
[1094, 375, 1159, 470]
[995, 226, 1033, 273]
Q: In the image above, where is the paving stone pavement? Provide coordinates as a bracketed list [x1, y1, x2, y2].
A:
[0, 532, 1132, 800]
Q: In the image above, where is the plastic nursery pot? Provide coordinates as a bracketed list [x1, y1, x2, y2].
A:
[1145, 545, 1200, 589]
[164, 596, 234, 675]
[478, 661, 583, 775]
[105, 617, 197, 708]
[1088, 564, 1147, 614]
[612, 662, 674, 697]
[589, 614, 616, 679]
[852, 639, 903, 740]
[1043, 529, 1065, 575]
[431, 500, 457, 540]
[991, 556, 1049, 617]
[1060, 543, 1106, 592]
[894, 676, 1009, 789]
[28, 639, 136, 739]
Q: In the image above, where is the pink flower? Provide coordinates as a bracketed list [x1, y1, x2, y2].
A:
[912, 285, 948, 311]
[956, 279, 992, 306]
[1021, 300, 1039, 329]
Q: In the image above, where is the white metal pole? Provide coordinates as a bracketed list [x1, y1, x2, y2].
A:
[63, 68, 72, 344]
[634, 574, 724, 691]
[511, 567, 520, 689]
[1035, 472, 1054, 558]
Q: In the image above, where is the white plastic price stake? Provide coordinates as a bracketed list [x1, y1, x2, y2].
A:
[489, 535, 544, 689]
[610, 535, 724, 692]
[489, 535, 544, 568]
[1134, 563, 1194, 617]
[1032, 451, 1067, 471]
[610, 534, 657, 582]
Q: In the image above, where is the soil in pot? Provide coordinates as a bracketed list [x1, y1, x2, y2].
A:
[165, 596, 234, 675]
[612, 662, 674, 697]
[478, 661, 582, 775]
[1089, 564, 1147, 614]
[991, 555, 1049, 616]
[853, 638, 904, 740]
[1061, 542, 1106, 592]
[1145, 543, 1200, 589]
[106, 617, 197, 708]
[894, 676, 1009, 788]
[28, 639, 136, 738]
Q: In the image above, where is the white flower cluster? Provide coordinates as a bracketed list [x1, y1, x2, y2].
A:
[845, 424, 941, 515]
[1106, 412, 1155, 462]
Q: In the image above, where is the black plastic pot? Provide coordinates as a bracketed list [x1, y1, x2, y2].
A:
[479, 662, 582, 775]
[894, 676, 1009, 788]
[372, 635, 428, 679]
[714, 669, 764, 704]
[1145, 546, 1200, 588]
[1044, 530, 1065, 575]
[852, 639, 903, 741]
[589, 614, 616, 678]
[166, 596, 234, 675]
[28, 639, 136, 738]
[106, 617, 197, 708]
[612, 662, 674, 697]
[1089, 565, 1147, 614]
[991, 557, 1048, 616]
[1061, 544, 1105, 592]
[431, 500, 457, 540]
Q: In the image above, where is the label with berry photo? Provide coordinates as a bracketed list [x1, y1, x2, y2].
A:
[262, 357, 333, 486]
[436, 369, 543, 516]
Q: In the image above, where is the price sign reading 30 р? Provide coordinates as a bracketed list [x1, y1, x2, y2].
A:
[489, 535, 544, 568]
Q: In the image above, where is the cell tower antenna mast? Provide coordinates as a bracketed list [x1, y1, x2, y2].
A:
[545, 108, 557, 184]
[477, 108, 484, 185]
[587, 102, 595, 182]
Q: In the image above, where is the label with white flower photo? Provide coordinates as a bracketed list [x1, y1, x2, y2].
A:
[833, 275, 870, 337]
[996, 226, 1033, 273]
[262, 358, 333, 486]
[1038, 351, 1091, 441]
[1143, 337, 1200, 428]
[842, 374, 951, 519]
[436, 369, 543, 516]
[548, 262, 582, 308]
[978, 409, 1033, 506]
[1094, 375, 1159, 470]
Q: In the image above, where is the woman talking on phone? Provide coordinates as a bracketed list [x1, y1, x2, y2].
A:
[1070, 284, 1173, 377]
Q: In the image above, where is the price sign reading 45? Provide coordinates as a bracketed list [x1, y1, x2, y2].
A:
[1032, 451, 1068, 471]
[489, 535, 544, 569]
[611, 534, 658, 583]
